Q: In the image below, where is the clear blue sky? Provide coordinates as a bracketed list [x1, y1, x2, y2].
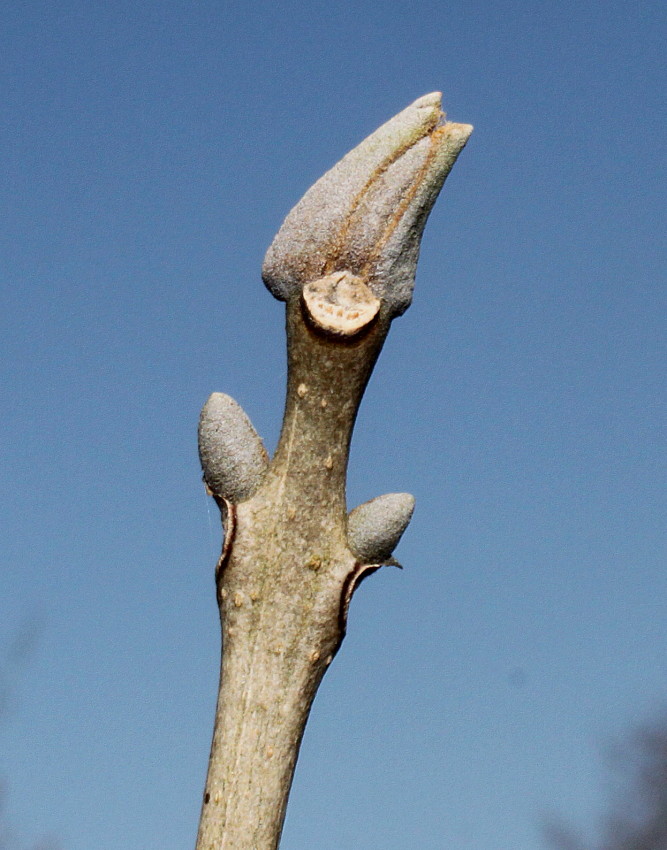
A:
[1, 0, 664, 848]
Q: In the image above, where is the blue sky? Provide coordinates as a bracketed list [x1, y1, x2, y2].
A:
[1, 0, 665, 848]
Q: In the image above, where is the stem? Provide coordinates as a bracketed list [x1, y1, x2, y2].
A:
[194, 92, 471, 850]
[195, 303, 389, 850]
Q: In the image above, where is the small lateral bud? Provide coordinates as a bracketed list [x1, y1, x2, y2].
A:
[347, 492, 415, 563]
[198, 393, 269, 503]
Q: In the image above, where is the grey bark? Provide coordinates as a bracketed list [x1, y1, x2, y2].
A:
[195, 93, 472, 850]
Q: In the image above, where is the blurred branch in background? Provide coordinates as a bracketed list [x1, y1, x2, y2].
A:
[545, 712, 667, 850]
[0, 622, 60, 850]
[0, 623, 41, 720]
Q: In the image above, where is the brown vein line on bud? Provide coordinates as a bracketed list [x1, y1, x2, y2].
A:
[323, 119, 439, 277]
[360, 127, 443, 277]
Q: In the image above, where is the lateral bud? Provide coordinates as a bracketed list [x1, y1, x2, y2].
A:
[198, 393, 269, 503]
[347, 492, 415, 563]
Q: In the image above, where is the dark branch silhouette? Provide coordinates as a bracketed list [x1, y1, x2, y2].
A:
[0, 624, 61, 850]
[545, 713, 667, 850]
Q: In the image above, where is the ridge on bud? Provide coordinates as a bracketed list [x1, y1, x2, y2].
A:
[263, 93, 472, 320]
[347, 492, 416, 563]
[198, 393, 269, 503]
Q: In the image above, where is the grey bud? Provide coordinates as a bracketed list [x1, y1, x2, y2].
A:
[347, 492, 415, 563]
[198, 393, 269, 503]
[263, 93, 472, 318]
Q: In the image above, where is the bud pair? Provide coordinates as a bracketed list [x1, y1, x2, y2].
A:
[198, 393, 414, 563]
